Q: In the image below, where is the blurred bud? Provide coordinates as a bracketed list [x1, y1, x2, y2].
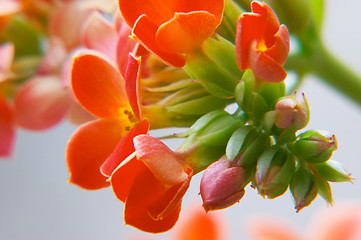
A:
[294, 130, 337, 163]
[290, 168, 318, 212]
[200, 157, 249, 212]
[274, 92, 309, 130]
[254, 147, 296, 199]
[312, 160, 352, 182]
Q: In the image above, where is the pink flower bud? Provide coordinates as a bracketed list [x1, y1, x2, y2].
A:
[200, 157, 248, 212]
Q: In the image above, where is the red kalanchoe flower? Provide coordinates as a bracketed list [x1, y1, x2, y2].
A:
[109, 135, 193, 233]
[118, 0, 224, 67]
[236, 1, 290, 82]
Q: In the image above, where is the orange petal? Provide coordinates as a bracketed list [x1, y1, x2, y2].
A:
[101, 119, 149, 177]
[249, 42, 287, 82]
[14, 76, 71, 130]
[66, 119, 127, 189]
[156, 11, 217, 54]
[0, 93, 15, 157]
[148, 168, 192, 220]
[124, 54, 142, 119]
[124, 167, 181, 233]
[134, 135, 188, 185]
[82, 12, 118, 61]
[132, 14, 186, 67]
[265, 25, 290, 65]
[71, 53, 129, 118]
[109, 156, 147, 202]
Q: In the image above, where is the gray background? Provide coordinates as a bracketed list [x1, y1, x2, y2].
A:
[1, 0, 361, 239]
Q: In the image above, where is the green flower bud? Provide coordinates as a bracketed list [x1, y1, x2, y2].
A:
[311, 160, 352, 182]
[294, 130, 337, 163]
[314, 176, 333, 205]
[290, 168, 318, 212]
[254, 147, 296, 199]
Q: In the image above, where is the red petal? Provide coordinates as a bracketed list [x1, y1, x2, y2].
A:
[132, 14, 186, 67]
[101, 119, 149, 177]
[148, 168, 192, 220]
[15, 76, 71, 130]
[0, 93, 15, 157]
[124, 167, 181, 233]
[156, 11, 217, 54]
[124, 54, 142, 120]
[134, 135, 188, 185]
[66, 119, 127, 189]
[71, 54, 129, 118]
[249, 44, 287, 82]
[109, 156, 147, 202]
[265, 25, 290, 65]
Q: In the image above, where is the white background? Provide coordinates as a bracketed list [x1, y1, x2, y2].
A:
[1, 0, 361, 239]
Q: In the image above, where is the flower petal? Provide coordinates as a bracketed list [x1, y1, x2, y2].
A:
[0, 42, 15, 80]
[131, 14, 186, 67]
[66, 119, 127, 189]
[15, 76, 71, 130]
[156, 11, 217, 54]
[249, 42, 287, 82]
[124, 54, 142, 120]
[71, 53, 129, 118]
[148, 168, 192, 220]
[83, 12, 118, 61]
[265, 25, 290, 65]
[134, 135, 188, 185]
[124, 167, 181, 233]
[101, 119, 149, 177]
[0, 93, 15, 158]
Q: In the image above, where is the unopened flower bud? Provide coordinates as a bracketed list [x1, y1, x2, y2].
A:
[200, 157, 249, 212]
[290, 168, 318, 212]
[254, 147, 296, 199]
[274, 92, 309, 130]
[312, 160, 352, 182]
[294, 130, 337, 163]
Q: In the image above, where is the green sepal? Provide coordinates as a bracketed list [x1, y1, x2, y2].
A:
[314, 176, 333, 205]
[145, 79, 195, 92]
[177, 110, 229, 137]
[166, 95, 228, 115]
[198, 116, 243, 146]
[226, 125, 258, 161]
[239, 131, 271, 167]
[256, 81, 286, 107]
[250, 92, 269, 119]
[194, 79, 235, 99]
[311, 160, 352, 182]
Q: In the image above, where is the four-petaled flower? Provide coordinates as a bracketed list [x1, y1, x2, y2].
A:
[118, 0, 224, 67]
[236, 1, 290, 82]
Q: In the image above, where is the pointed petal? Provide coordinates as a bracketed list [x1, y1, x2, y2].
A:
[124, 54, 142, 119]
[66, 119, 127, 189]
[14, 76, 71, 130]
[71, 54, 129, 118]
[101, 119, 150, 177]
[249, 43, 287, 82]
[132, 14, 186, 67]
[148, 168, 192, 220]
[83, 12, 118, 61]
[124, 167, 181, 233]
[134, 135, 188, 185]
[156, 11, 217, 54]
[0, 93, 15, 157]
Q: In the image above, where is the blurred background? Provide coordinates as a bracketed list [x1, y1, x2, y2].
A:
[1, 0, 361, 239]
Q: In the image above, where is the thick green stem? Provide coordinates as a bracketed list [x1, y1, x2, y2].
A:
[285, 35, 361, 106]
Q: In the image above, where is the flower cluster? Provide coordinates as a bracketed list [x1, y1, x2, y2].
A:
[1, 0, 356, 235]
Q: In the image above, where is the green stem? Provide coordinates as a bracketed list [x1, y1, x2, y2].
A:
[285, 34, 361, 106]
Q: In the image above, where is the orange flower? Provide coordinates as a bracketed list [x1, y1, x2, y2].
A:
[108, 135, 193, 233]
[236, 1, 289, 82]
[118, 0, 224, 67]
[66, 53, 145, 189]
